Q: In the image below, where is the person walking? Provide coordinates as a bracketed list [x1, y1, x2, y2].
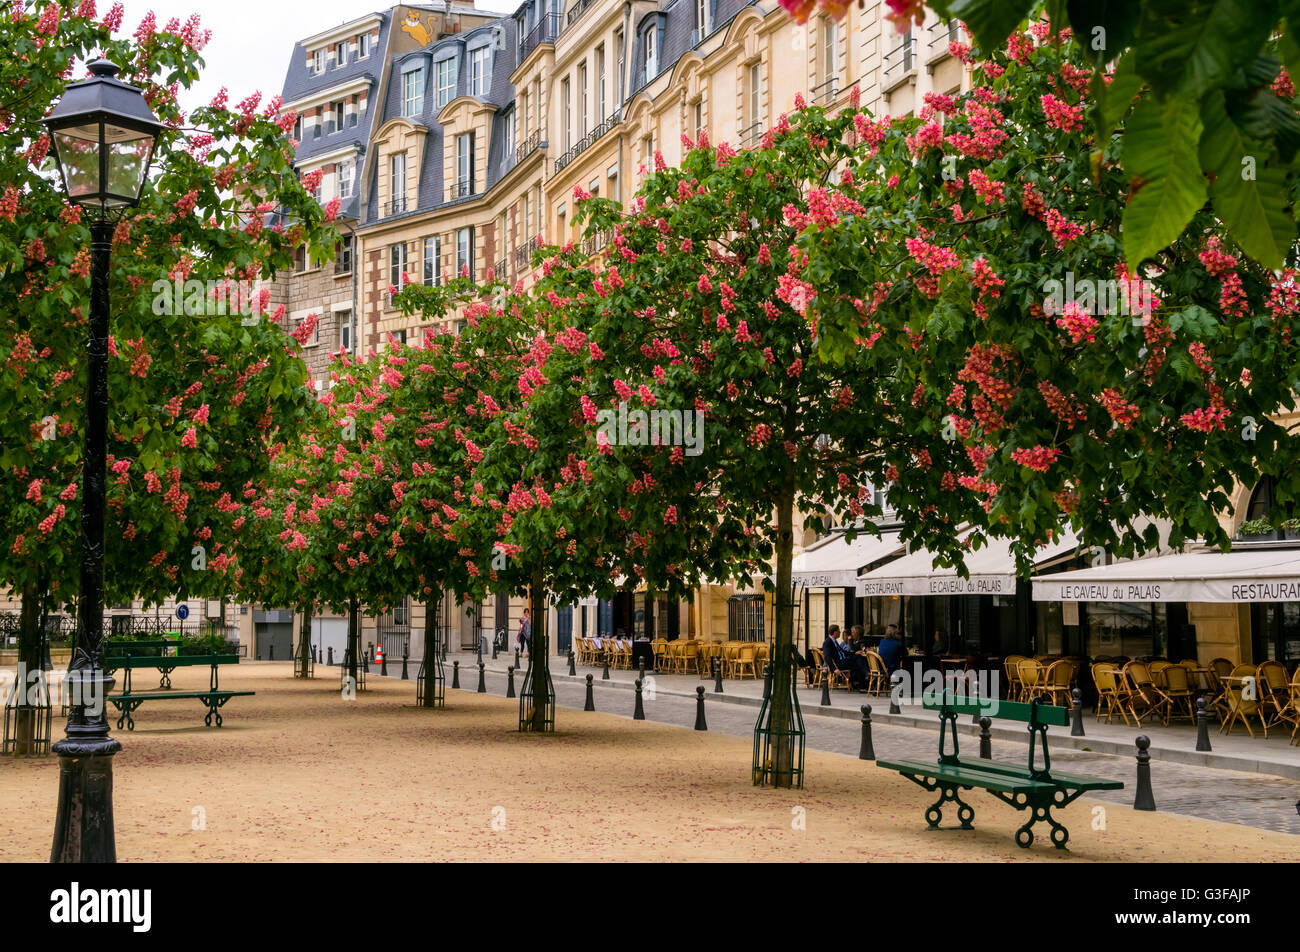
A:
[518, 607, 532, 656]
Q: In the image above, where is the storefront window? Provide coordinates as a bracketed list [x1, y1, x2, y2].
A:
[1085, 601, 1168, 659]
[1036, 600, 1065, 655]
[1252, 602, 1300, 664]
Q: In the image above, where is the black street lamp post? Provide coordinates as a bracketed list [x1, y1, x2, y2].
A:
[43, 59, 165, 863]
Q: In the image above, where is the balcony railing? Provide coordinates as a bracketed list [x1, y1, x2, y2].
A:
[520, 13, 560, 60]
[884, 32, 916, 78]
[447, 180, 475, 203]
[515, 129, 542, 166]
[513, 235, 539, 271]
[580, 228, 612, 257]
[738, 121, 764, 149]
[383, 195, 409, 217]
[554, 108, 621, 174]
[811, 77, 838, 106]
[566, 0, 595, 28]
[494, 256, 508, 280]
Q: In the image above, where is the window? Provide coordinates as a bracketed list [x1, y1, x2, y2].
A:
[504, 107, 516, 159]
[608, 161, 620, 203]
[456, 133, 475, 195]
[579, 61, 589, 137]
[748, 62, 761, 126]
[615, 29, 625, 100]
[389, 242, 408, 293]
[822, 18, 838, 82]
[337, 159, 353, 200]
[300, 314, 320, 347]
[696, 0, 710, 37]
[336, 234, 353, 274]
[436, 58, 457, 108]
[470, 47, 490, 97]
[403, 66, 425, 117]
[392, 328, 408, 346]
[693, 100, 703, 139]
[522, 191, 530, 238]
[645, 26, 657, 81]
[334, 40, 347, 66]
[596, 45, 606, 121]
[423, 235, 441, 286]
[339, 312, 352, 352]
[359, 32, 371, 58]
[389, 152, 406, 213]
[562, 77, 571, 149]
[311, 49, 325, 74]
[332, 101, 344, 133]
[292, 116, 302, 141]
[456, 226, 474, 278]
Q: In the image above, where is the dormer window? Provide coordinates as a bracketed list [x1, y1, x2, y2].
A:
[334, 40, 348, 66]
[403, 64, 425, 118]
[359, 32, 371, 58]
[436, 57, 457, 108]
[470, 47, 490, 97]
[645, 27, 657, 81]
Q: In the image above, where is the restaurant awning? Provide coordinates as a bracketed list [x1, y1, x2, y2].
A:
[856, 530, 1080, 597]
[1031, 548, 1300, 603]
[790, 530, 905, 589]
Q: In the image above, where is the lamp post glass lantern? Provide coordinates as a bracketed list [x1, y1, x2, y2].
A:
[43, 58, 165, 865]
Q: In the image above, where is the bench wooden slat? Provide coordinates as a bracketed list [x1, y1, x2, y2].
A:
[110, 691, 254, 702]
[921, 695, 1069, 726]
[965, 757, 1125, 791]
[114, 654, 239, 668]
[877, 758, 1054, 794]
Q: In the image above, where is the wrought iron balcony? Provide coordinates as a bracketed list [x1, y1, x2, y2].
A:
[811, 77, 838, 106]
[554, 108, 620, 174]
[580, 228, 612, 257]
[515, 129, 542, 166]
[383, 194, 409, 217]
[884, 32, 916, 78]
[447, 180, 475, 202]
[520, 13, 560, 61]
[513, 234, 539, 271]
[739, 121, 764, 149]
[566, 0, 596, 28]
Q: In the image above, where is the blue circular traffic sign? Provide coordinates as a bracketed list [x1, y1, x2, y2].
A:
[176, 604, 190, 620]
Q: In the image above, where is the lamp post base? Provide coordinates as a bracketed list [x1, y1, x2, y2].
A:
[50, 668, 121, 863]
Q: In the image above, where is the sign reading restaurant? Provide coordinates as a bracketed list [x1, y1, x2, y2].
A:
[856, 575, 1016, 596]
[1035, 577, 1300, 603]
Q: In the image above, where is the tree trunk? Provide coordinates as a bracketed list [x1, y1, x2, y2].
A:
[526, 567, 550, 732]
[347, 596, 359, 687]
[766, 478, 798, 786]
[11, 581, 43, 755]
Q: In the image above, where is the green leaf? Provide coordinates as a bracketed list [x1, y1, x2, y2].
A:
[1200, 91, 1296, 268]
[1093, 50, 1141, 144]
[1135, 0, 1278, 97]
[1121, 95, 1208, 266]
[941, 0, 1036, 53]
[1067, 0, 1140, 62]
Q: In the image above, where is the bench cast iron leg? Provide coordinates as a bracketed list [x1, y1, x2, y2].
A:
[902, 776, 976, 830]
[112, 699, 140, 732]
[1012, 795, 1068, 850]
[202, 695, 231, 727]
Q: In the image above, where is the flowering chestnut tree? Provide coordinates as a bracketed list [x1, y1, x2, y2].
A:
[0, 0, 336, 722]
[798, 23, 1300, 570]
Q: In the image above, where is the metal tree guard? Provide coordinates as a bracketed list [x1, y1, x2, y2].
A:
[752, 642, 806, 790]
[294, 609, 314, 679]
[416, 627, 445, 708]
[517, 646, 555, 733]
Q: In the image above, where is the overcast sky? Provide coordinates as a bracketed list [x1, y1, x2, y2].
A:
[112, 1, 514, 111]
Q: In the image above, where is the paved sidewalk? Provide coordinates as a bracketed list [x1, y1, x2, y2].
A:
[357, 651, 1300, 837]
[432, 648, 1300, 780]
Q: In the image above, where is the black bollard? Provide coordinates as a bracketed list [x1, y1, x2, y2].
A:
[515, 648, 520, 670]
[506, 666, 515, 699]
[364, 644, 370, 674]
[970, 680, 981, 725]
[476, 639, 482, 666]
[452, 660, 460, 689]
[492, 639, 498, 660]
[1195, 697, 1212, 752]
[327, 646, 334, 666]
[269, 644, 274, 661]
[694, 686, 708, 730]
[1134, 735, 1156, 811]
[820, 668, 832, 707]
[889, 672, 902, 714]
[584, 674, 595, 711]
[381, 648, 389, 678]
[602, 650, 610, 680]
[313, 644, 318, 664]
[979, 717, 992, 759]
[401, 651, 409, 680]
[567, 649, 576, 676]
[762, 663, 772, 700]
[713, 655, 724, 694]
[1070, 688, 1085, 737]
[477, 661, 486, 694]
[858, 705, 875, 761]
[633, 679, 645, 720]
[638, 658, 646, 686]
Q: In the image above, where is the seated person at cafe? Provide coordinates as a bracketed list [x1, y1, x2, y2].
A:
[877, 624, 905, 675]
[821, 625, 854, 680]
[928, 631, 947, 657]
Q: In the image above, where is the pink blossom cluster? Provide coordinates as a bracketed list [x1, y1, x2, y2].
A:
[1056, 302, 1098, 344]
[1040, 94, 1083, 133]
[1011, 446, 1060, 472]
[1096, 389, 1140, 427]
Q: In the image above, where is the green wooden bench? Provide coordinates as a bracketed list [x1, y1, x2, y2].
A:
[108, 651, 253, 731]
[877, 693, 1123, 849]
[104, 639, 183, 688]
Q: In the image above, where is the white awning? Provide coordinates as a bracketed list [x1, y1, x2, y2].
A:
[856, 530, 1080, 597]
[790, 530, 905, 589]
[1032, 549, 1300, 603]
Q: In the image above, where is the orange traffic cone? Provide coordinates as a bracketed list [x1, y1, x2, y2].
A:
[375, 643, 384, 665]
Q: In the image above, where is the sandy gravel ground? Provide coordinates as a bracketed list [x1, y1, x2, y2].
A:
[0, 663, 1292, 862]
